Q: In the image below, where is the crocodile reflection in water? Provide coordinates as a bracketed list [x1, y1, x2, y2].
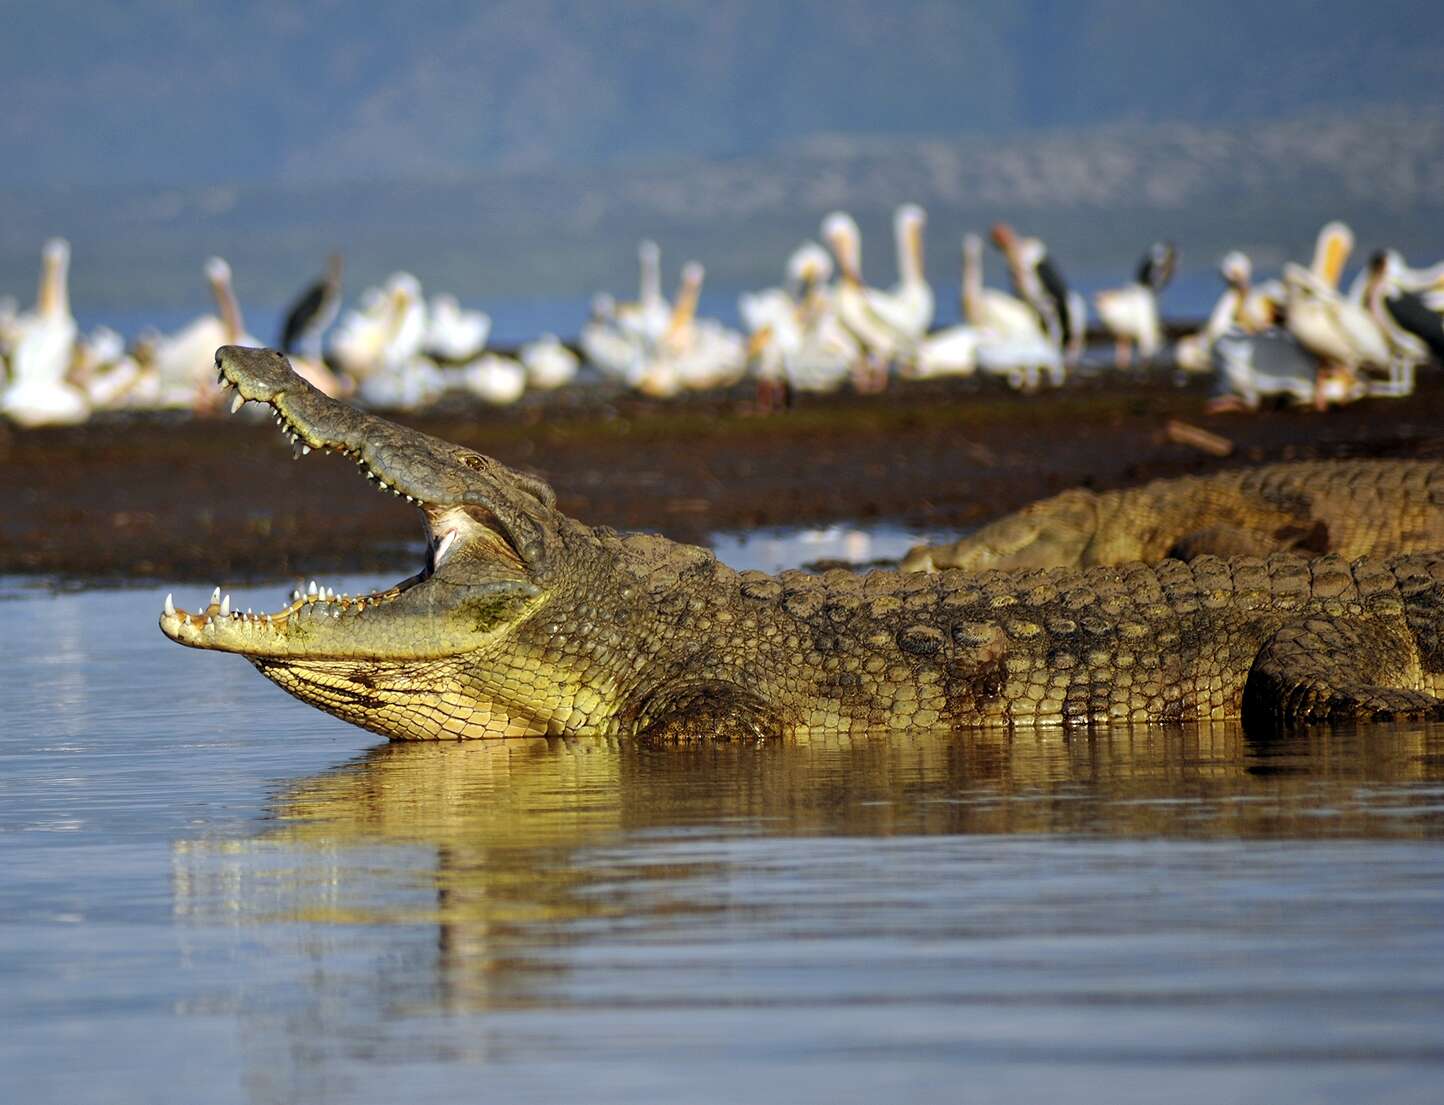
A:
[172, 724, 1444, 1018]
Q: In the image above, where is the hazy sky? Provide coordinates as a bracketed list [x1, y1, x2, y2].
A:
[3, 0, 1440, 188]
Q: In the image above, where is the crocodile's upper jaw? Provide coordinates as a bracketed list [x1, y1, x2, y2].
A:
[158, 346, 555, 662]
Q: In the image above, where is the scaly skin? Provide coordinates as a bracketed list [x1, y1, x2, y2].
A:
[902, 460, 1444, 574]
[160, 348, 1444, 739]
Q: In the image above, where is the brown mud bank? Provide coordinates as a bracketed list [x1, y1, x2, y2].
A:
[3, 375, 1442, 583]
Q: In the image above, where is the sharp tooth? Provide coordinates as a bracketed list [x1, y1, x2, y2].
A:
[308, 580, 318, 596]
[246, 607, 253, 615]
[220, 594, 231, 616]
[164, 593, 175, 616]
[301, 445, 311, 455]
[209, 586, 221, 607]
[231, 394, 244, 413]
[434, 529, 457, 567]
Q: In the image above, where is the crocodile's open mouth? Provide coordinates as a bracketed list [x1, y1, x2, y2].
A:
[158, 346, 547, 660]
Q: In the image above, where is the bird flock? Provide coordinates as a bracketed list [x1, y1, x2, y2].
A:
[3, 207, 1442, 428]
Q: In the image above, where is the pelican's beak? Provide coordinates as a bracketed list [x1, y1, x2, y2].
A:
[1312, 222, 1354, 289]
[746, 326, 774, 359]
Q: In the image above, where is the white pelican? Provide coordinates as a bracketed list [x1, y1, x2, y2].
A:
[991, 224, 1084, 363]
[278, 253, 343, 357]
[960, 232, 1046, 340]
[740, 241, 842, 406]
[1177, 251, 1256, 374]
[614, 240, 671, 347]
[655, 262, 746, 393]
[746, 245, 858, 402]
[520, 333, 579, 390]
[1, 240, 87, 426]
[910, 325, 980, 379]
[1, 326, 90, 426]
[954, 233, 1063, 389]
[359, 355, 445, 411]
[740, 239, 831, 342]
[424, 293, 491, 362]
[68, 326, 148, 412]
[787, 253, 858, 395]
[580, 294, 644, 381]
[4, 238, 77, 363]
[868, 203, 934, 341]
[146, 257, 260, 411]
[461, 352, 527, 406]
[909, 236, 985, 379]
[1092, 242, 1176, 369]
[822, 211, 907, 389]
[1361, 250, 1444, 363]
[1, 238, 85, 425]
[332, 273, 427, 384]
[1283, 262, 1391, 373]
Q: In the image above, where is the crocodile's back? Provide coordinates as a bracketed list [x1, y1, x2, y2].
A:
[751, 552, 1441, 733]
[908, 459, 1444, 573]
[1211, 460, 1444, 559]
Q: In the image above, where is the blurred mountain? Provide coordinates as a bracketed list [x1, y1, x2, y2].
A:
[2, 0, 1440, 186]
[2, 1, 1441, 310]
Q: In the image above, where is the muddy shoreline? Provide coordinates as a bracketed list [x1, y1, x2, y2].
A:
[4, 375, 1442, 584]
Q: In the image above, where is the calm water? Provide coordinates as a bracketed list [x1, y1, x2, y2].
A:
[4, 536, 1444, 1104]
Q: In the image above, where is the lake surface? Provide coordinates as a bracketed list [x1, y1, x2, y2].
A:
[4, 542, 1444, 1104]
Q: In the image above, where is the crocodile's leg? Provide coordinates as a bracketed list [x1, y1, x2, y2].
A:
[1241, 616, 1444, 728]
[630, 681, 786, 742]
[1168, 526, 1283, 561]
[1169, 520, 1331, 561]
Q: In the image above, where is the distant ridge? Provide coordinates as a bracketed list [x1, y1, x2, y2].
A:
[4, 106, 1443, 309]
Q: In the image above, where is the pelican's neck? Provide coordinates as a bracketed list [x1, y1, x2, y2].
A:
[961, 236, 983, 326]
[827, 235, 861, 287]
[384, 289, 414, 346]
[665, 267, 703, 344]
[37, 248, 70, 321]
[844, 231, 863, 287]
[895, 214, 924, 286]
[639, 243, 662, 310]
[1205, 283, 1245, 340]
[209, 270, 246, 342]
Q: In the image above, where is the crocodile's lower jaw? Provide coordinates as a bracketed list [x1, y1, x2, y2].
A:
[159, 574, 421, 654]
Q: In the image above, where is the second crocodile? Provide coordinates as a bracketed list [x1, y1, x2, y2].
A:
[902, 460, 1444, 574]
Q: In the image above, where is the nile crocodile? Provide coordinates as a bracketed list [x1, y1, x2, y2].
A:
[902, 460, 1444, 574]
[159, 347, 1444, 739]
